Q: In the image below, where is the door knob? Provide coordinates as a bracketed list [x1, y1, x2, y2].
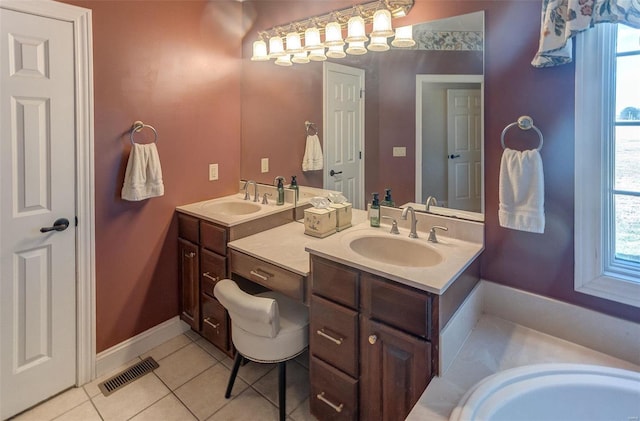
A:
[448, 154, 461, 159]
[368, 334, 378, 345]
[330, 169, 343, 176]
[40, 218, 70, 233]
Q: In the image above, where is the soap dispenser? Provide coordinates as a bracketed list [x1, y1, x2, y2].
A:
[290, 175, 299, 201]
[274, 176, 285, 206]
[370, 192, 381, 227]
[381, 188, 395, 207]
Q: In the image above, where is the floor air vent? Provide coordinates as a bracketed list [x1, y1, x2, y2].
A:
[98, 357, 159, 396]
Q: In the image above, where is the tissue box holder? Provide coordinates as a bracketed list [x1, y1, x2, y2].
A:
[304, 208, 337, 238]
[330, 202, 352, 231]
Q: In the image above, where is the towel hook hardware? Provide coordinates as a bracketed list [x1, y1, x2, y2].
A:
[500, 115, 543, 151]
[130, 121, 158, 145]
[305, 120, 318, 136]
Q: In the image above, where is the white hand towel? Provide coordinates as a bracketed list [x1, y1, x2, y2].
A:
[302, 134, 323, 171]
[498, 148, 545, 233]
[121, 143, 165, 201]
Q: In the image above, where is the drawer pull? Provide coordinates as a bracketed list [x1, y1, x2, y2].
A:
[316, 329, 343, 345]
[368, 334, 378, 345]
[250, 269, 272, 281]
[202, 272, 220, 282]
[316, 392, 344, 413]
[184, 251, 196, 258]
[204, 317, 220, 330]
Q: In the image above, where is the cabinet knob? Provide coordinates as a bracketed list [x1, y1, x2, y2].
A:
[184, 251, 196, 258]
[368, 334, 378, 345]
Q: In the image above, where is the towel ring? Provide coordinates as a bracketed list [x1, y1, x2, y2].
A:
[305, 120, 318, 136]
[500, 116, 543, 151]
[130, 121, 158, 145]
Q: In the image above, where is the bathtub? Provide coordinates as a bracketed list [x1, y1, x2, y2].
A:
[449, 364, 640, 421]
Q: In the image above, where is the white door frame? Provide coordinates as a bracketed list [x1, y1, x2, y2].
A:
[0, 0, 96, 387]
[323, 61, 365, 209]
[415, 74, 484, 210]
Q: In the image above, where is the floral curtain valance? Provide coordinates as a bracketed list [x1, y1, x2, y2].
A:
[532, 0, 640, 68]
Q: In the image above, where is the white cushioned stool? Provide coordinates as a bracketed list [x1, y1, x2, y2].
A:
[214, 279, 309, 421]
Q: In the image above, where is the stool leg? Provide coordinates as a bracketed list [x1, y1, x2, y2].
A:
[225, 353, 243, 398]
[278, 361, 286, 421]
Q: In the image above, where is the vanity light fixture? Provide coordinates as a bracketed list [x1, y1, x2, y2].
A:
[274, 54, 292, 66]
[391, 25, 416, 47]
[268, 36, 285, 58]
[346, 40, 367, 55]
[371, 9, 394, 37]
[251, 39, 269, 61]
[285, 31, 303, 54]
[250, 0, 415, 64]
[368, 36, 390, 51]
[326, 44, 346, 58]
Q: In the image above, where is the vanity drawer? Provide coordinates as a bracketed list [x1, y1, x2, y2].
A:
[311, 256, 359, 309]
[178, 213, 199, 244]
[229, 249, 305, 303]
[310, 295, 358, 377]
[310, 356, 358, 421]
[361, 273, 432, 340]
[201, 221, 227, 255]
[200, 248, 226, 298]
[201, 294, 229, 352]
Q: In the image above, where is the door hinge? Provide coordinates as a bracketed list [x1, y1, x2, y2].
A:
[359, 151, 362, 159]
[75, 216, 78, 227]
[360, 89, 365, 99]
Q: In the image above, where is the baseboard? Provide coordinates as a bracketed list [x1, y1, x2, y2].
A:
[481, 280, 640, 366]
[439, 281, 483, 375]
[95, 316, 190, 378]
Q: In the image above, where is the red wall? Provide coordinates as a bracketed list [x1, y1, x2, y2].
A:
[242, 0, 639, 323]
[62, 0, 242, 352]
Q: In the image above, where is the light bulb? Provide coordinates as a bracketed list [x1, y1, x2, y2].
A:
[269, 36, 285, 58]
[368, 36, 389, 51]
[304, 27, 323, 50]
[251, 40, 269, 61]
[391, 25, 415, 48]
[326, 44, 346, 58]
[371, 9, 393, 37]
[325, 21, 345, 46]
[285, 31, 303, 54]
[346, 40, 367, 55]
[346, 16, 367, 43]
[274, 54, 292, 66]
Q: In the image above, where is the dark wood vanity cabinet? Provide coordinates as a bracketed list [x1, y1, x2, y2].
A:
[310, 256, 437, 421]
[177, 213, 231, 355]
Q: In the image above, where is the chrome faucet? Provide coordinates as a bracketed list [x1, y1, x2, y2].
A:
[243, 180, 259, 202]
[425, 196, 437, 212]
[401, 206, 419, 238]
[381, 216, 400, 235]
[428, 225, 448, 243]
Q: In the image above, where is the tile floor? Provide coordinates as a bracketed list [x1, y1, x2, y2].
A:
[12, 330, 316, 421]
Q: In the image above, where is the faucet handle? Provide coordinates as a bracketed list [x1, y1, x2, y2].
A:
[262, 193, 272, 205]
[428, 225, 448, 243]
[381, 216, 400, 234]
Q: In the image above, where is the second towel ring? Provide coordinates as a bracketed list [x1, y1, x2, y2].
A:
[130, 121, 158, 145]
[501, 116, 543, 151]
[305, 120, 318, 136]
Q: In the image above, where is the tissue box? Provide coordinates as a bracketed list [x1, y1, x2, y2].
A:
[330, 202, 352, 231]
[304, 207, 337, 238]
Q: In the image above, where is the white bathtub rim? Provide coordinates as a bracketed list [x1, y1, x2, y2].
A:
[449, 363, 640, 421]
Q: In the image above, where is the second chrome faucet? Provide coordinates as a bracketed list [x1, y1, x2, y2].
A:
[401, 206, 419, 238]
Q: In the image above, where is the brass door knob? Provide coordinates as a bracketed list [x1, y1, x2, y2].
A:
[368, 334, 378, 345]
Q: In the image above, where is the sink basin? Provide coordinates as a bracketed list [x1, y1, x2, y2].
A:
[348, 236, 443, 267]
[201, 201, 262, 216]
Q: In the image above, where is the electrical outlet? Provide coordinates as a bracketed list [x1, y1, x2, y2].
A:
[208, 163, 218, 181]
[261, 158, 269, 173]
[393, 147, 406, 157]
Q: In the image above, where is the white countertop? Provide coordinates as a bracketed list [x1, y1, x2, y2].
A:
[304, 223, 483, 295]
[227, 209, 369, 276]
[176, 193, 295, 227]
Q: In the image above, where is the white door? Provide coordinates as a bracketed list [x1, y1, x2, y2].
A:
[1, 8, 77, 418]
[323, 62, 364, 209]
[446, 89, 481, 212]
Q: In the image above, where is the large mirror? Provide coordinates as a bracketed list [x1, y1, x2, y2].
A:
[241, 8, 484, 221]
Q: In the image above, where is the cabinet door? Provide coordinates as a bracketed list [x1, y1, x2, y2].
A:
[200, 248, 226, 299]
[360, 318, 432, 421]
[178, 238, 199, 330]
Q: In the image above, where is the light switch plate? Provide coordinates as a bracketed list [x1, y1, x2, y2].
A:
[261, 158, 269, 173]
[393, 147, 406, 157]
[209, 163, 218, 181]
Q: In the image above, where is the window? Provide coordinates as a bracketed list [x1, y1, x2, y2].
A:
[575, 23, 640, 308]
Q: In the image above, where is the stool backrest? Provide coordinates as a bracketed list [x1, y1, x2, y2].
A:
[214, 279, 280, 338]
